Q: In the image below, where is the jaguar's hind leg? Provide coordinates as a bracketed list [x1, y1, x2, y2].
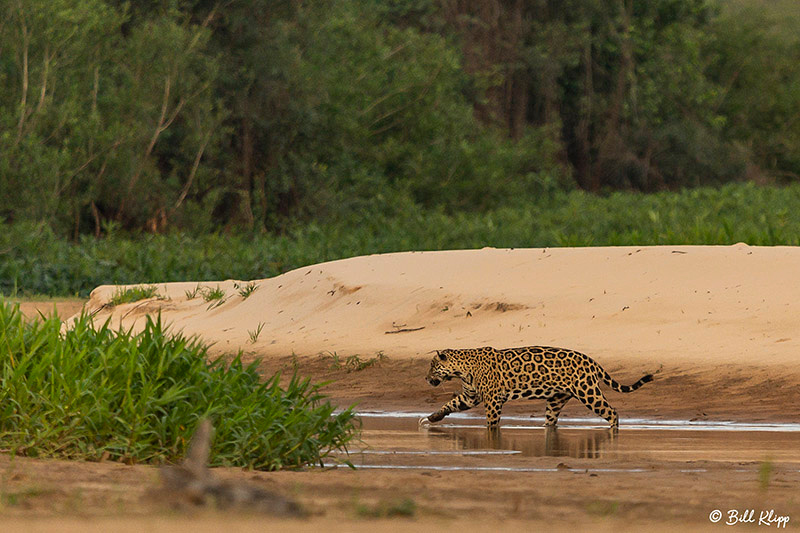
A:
[573, 386, 618, 428]
[543, 392, 572, 427]
[484, 393, 508, 429]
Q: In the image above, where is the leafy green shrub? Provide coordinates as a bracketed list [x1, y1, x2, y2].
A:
[0, 300, 357, 470]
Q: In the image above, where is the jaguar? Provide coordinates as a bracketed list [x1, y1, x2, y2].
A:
[421, 346, 654, 429]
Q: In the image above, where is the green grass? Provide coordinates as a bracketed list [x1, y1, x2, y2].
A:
[110, 285, 159, 306]
[248, 322, 266, 344]
[235, 282, 259, 299]
[3, 183, 800, 297]
[184, 284, 202, 300]
[201, 285, 227, 310]
[201, 285, 226, 302]
[0, 299, 357, 470]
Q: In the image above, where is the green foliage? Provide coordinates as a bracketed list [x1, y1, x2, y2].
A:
[0, 0, 220, 233]
[1, 0, 798, 234]
[3, 182, 800, 297]
[0, 300, 357, 469]
[205, 0, 563, 226]
[705, 0, 800, 182]
[110, 285, 159, 306]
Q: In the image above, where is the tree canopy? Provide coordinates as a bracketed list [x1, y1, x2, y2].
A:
[1, 0, 798, 235]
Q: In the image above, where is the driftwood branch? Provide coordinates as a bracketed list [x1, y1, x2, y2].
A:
[385, 326, 425, 334]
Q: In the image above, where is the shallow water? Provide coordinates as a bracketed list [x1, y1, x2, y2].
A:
[331, 412, 800, 469]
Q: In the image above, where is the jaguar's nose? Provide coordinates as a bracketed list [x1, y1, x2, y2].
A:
[426, 376, 441, 387]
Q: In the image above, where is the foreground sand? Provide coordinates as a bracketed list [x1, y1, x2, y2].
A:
[5, 245, 800, 530]
[1, 449, 797, 533]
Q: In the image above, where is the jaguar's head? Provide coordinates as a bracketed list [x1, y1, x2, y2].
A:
[426, 349, 466, 387]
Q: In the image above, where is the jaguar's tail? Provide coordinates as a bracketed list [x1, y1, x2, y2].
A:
[600, 369, 655, 393]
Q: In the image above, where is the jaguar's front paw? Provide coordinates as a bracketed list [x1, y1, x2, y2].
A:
[420, 411, 445, 426]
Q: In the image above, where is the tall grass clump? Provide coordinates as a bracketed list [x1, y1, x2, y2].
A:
[0, 300, 357, 470]
[110, 285, 159, 306]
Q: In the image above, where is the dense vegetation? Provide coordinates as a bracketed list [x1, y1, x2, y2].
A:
[0, 300, 357, 469]
[1, 0, 799, 236]
[3, 182, 800, 297]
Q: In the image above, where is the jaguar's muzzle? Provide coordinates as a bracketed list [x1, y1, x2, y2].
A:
[426, 376, 441, 387]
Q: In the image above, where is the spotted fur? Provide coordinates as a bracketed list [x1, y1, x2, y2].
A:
[423, 346, 654, 429]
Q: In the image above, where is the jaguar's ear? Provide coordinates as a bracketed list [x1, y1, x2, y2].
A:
[437, 350, 447, 361]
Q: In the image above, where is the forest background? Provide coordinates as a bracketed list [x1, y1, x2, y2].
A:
[2, 0, 800, 296]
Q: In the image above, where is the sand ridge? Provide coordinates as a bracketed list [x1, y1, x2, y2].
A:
[78, 245, 800, 375]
